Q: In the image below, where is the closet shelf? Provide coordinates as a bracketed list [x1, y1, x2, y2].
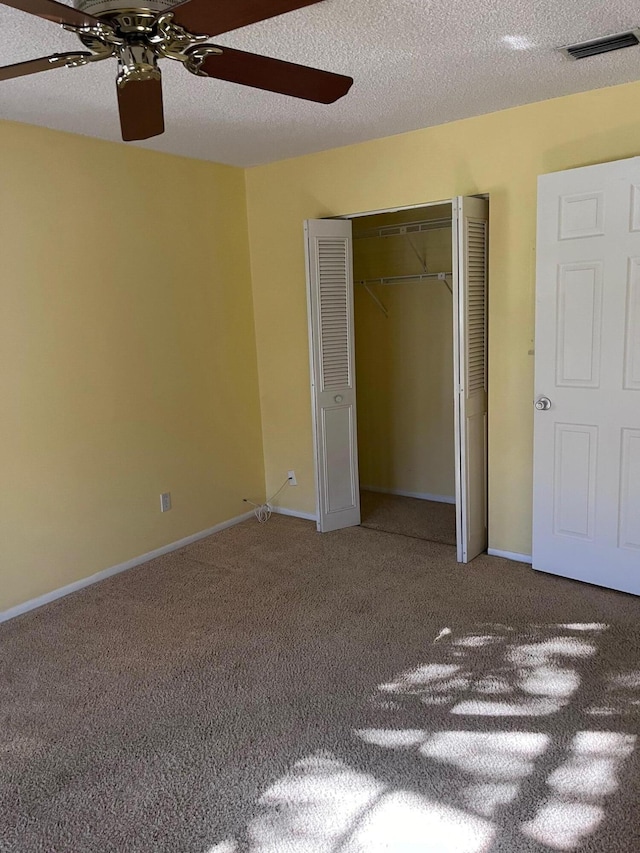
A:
[354, 217, 452, 240]
[356, 272, 452, 286]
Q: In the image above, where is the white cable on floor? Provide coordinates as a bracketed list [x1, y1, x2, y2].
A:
[243, 478, 290, 524]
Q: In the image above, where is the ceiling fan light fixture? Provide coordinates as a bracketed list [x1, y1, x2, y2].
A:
[116, 42, 160, 86]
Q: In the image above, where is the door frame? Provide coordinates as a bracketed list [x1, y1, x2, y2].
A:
[308, 195, 489, 560]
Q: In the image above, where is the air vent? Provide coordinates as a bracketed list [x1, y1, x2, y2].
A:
[560, 29, 640, 60]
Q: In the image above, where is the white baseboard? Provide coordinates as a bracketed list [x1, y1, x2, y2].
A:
[361, 486, 456, 505]
[0, 510, 255, 625]
[487, 548, 533, 565]
[272, 507, 317, 521]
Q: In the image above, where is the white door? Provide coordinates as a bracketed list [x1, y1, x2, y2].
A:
[305, 219, 361, 532]
[453, 196, 489, 562]
[534, 157, 640, 596]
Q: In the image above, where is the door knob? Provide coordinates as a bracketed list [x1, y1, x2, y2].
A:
[535, 396, 552, 411]
[334, 394, 344, 403]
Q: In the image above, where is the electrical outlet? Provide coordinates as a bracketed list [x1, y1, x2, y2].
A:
[287, 470, 297, 486]
[160, 492, 172, 512]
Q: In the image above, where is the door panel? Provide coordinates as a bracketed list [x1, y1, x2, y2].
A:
[305, 218, 361, 532]
[556, 262, 603, 386]
[619, 428, 640, 550]
[624, 259, 640, 389]
[552, 423, 597, 539]
[534, 157, 640, 595]
[321, 405, 358, 512]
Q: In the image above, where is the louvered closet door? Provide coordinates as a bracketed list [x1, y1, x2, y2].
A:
[453, 197, 489, 562]
[305, 219, 360, 532]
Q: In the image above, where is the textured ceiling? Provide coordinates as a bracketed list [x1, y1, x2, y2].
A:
[1, 0, 640, 166]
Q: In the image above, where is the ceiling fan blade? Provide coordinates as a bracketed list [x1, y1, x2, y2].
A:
[0, 51, 91, 81]
[196, 47, 353, 103]
[168, 0, 324, 38]
[0, 0, 99, 27]
[117, 76, 165, 141]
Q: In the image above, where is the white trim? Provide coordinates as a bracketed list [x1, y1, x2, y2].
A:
[338, 198, 454, 220]
[0, 510, 255, 624]
[452, 196, 464, 562]
[304, 219, 324, 533]
[361, 486, 455, 504]
[272, 506, 317, 521]
[487, 548, 533, 565]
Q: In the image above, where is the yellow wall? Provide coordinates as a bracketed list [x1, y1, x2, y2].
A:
[246, 80, 640, 557]
[354, 207, 455, 498]
[5, 77, 640, 613]
[0, 122, 264, 612]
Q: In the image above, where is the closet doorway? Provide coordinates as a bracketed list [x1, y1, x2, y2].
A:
[353, 203, 457, 546]
[305, 196, 489, 563]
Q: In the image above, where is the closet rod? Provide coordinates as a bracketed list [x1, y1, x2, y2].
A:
[354, 217, 452, 240]
[356, 272, 452, 286]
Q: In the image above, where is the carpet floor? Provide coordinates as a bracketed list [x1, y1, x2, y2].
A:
[1, 516, 640, 853]
[360, 490, 457, 544]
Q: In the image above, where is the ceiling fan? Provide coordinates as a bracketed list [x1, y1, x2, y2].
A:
[0, 0, 353, 141]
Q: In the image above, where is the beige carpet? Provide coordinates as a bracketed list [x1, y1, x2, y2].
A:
[1, 516, 640, 853]
[360, 489, 457, 544]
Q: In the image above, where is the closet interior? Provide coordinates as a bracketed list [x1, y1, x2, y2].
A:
[353, 203, 457, 544]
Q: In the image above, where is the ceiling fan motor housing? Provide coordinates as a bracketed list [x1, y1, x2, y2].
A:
[74, 0, 177, 18]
